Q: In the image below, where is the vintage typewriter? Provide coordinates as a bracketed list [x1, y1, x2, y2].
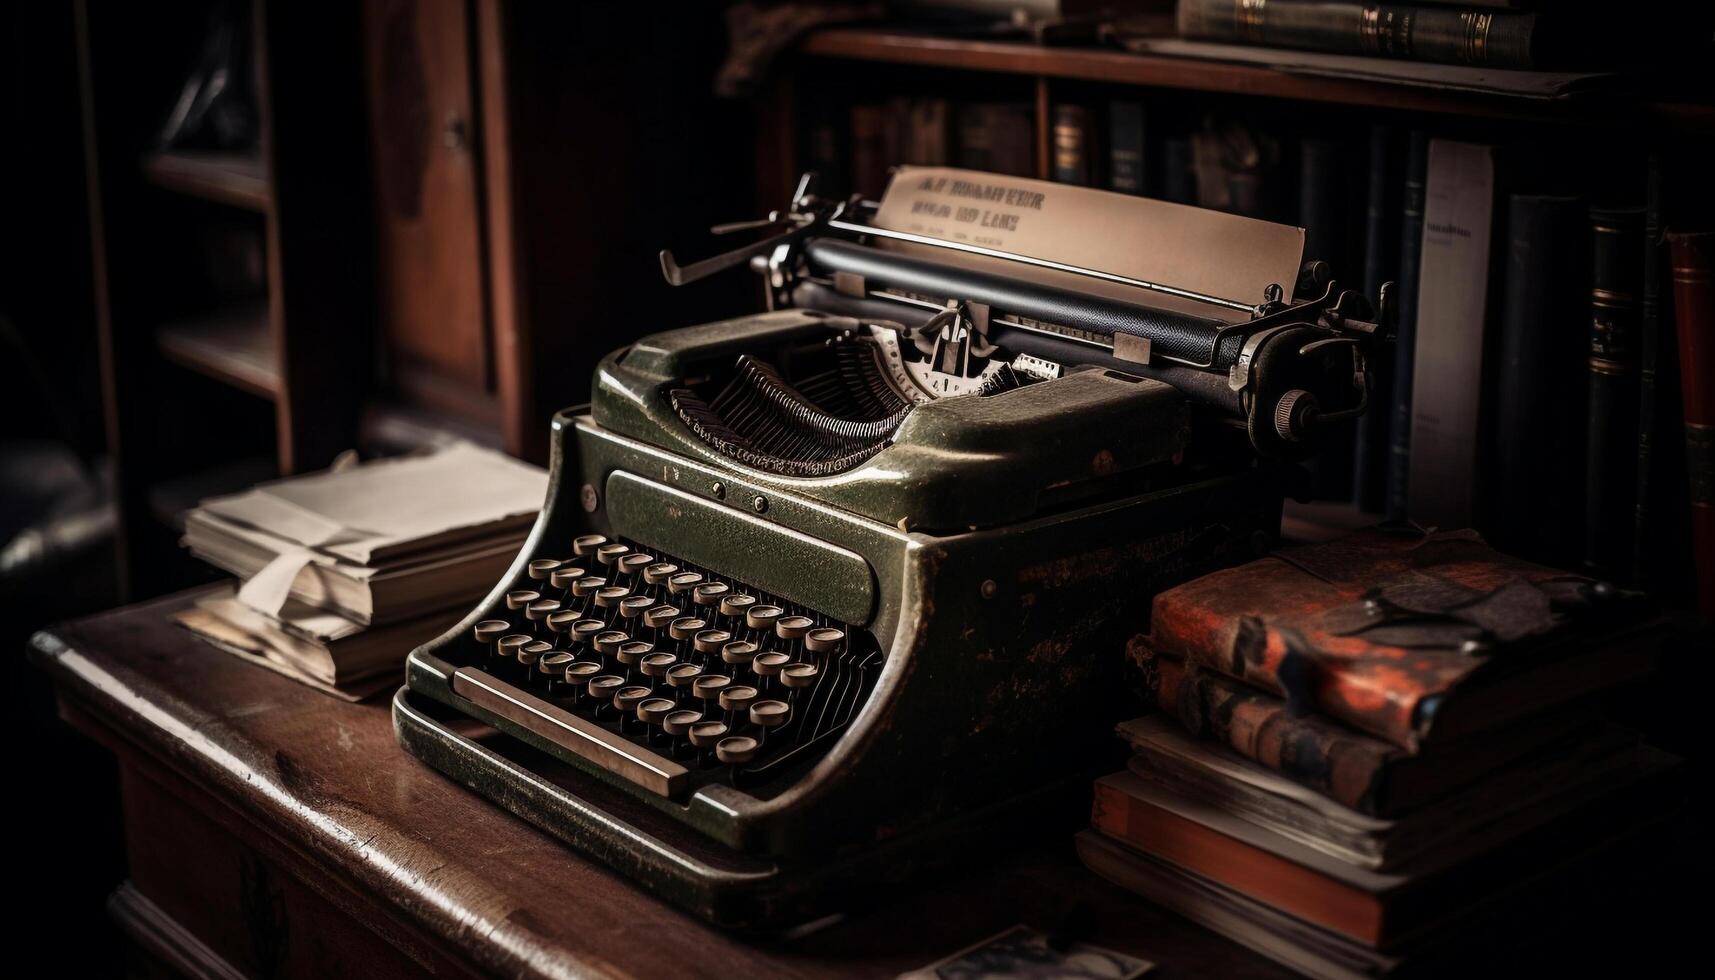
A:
[395, 167, 1387, 928]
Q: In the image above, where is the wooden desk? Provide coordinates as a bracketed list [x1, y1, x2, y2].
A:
[30, 590, 1290, 979]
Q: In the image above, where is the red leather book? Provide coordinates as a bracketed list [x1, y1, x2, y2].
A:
[1667, 231, 1715, 616]
[1146, 527, 1663, 750]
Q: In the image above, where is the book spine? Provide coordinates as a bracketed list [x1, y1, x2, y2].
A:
[1352, 126, 1401, 512]
[1407, 138, 1497, 530]
[1667, 231, 1715, 616]
[1052, 104, 1093, 185]
[1631, 155, 1694, 597]
[1131, 646, 1401, 816]
[1584, 206, 1646, 579]
[1108, 100, 1146, 195]
[1486, 194, 1588, 567]
[1176, 0, 1541, 69]
[1384, 131, 1428, 520]
[1299, 137, 1356, 499]
[1162, 136, 1196, 205]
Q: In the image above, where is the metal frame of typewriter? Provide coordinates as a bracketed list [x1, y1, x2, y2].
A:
[396, 174, 1386, 930]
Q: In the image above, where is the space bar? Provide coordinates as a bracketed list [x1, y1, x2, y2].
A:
[450, 667, 689, 797]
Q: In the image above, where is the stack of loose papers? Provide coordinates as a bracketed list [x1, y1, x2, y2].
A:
[175, 443, 547, 698]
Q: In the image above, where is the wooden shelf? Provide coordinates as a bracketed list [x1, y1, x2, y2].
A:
[799, 28, 1715, 133]
[142, 150, 271, 211]
[156, 303, 279, 400]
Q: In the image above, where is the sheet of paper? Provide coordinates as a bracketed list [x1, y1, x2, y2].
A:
[871, 166, 1304, 321]
[200, 442, 545, 565]
[899, 924, 1153, 980]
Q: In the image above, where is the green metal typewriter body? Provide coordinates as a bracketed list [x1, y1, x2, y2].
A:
[396, 172, 1385, 929]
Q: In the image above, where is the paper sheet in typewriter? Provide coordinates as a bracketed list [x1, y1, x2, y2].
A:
[871, 165, 1306, 322]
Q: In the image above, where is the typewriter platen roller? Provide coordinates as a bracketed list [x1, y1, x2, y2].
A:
[396, 168, 1387, 929]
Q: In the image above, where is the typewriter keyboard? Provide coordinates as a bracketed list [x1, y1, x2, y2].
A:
[455, 533, 881, 798]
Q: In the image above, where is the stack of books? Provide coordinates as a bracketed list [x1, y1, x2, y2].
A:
[174, 443, 547, 699]
[1078, 526, 1681, 977]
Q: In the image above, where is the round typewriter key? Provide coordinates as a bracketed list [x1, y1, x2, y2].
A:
[473, 620, 509, 659]
[639, 651, 677, 678]
[692, 582, 730, 606]
[750, 699, 790, 729]
[587, 674, 625, 716]
[716, 735, 759, 766]
[593, 630, 630, 659]
[619, 595, 654, 621]
[694, 628, 732, 657]
[539, 651, 575, 689]
[637, 697, 674, 729]
[719, 594, 757, 619]
[546, 609, 579, 638]
[564, 661, 602, 700]
[570, 576, 606, 597]
[593, 585, 629, 607]
[497, 634, 531, 673]
[642, 562, 679, 586]
[528, 558, 563, 581]
[719, 684, 758, 715]
[613, 685, 650, 729]
[745, 605, 784, 632]
[618, 553, 652, 581]
[693, 673, 731, 703]
[518, 640, 552, 672]
[549, 566, 586, 590]
[664, 708, 703, 754]
[689, 720, 729, 751]
[596, 542, 630, 566]
[667, 571, 704, 595]
[617, 640, 655, 675]
[525, 598, 560, 621]
[775, 615, 814, 641]
[643, 604, 680, 630]
[752, 651, 790, 687]
[805, 627, 846, 655]
[668, 617, 707, 642]
[504, 589, 540, 611]
[720, 639, 759, 669]
[666, 663, 702, 701]
[570, 619, 605, 647]
[781, 662, 819, 688]
[572, 534, 607, 557]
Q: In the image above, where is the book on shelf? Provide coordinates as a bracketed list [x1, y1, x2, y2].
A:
[1351, 126, 1402, 514]
[1161, 135, 1194, 205]
[1585, 205, 1646, 578]
[1384, 131, 1428, 521]
[954, 102, 1035, 178]
[183, 442, 545, 624]
[1487, 194, 1589, 567]
[1407, 138, 1497, 531]
[1298, 135, 1357, 499]
[1106, 99, 1146, 195]
[1051, 103, 1093, 185]
[851, 103, 900, 200]
[1632, 153, 1695, 598]
[1175, 0, 1573, 71]
[898, 96, 950, 167]
[1667, 230, 1715, 616]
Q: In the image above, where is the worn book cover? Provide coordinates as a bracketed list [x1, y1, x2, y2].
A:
[1145, 526, 1661, 750]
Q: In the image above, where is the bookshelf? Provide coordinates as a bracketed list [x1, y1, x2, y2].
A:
[759, 25, 1714, 608]
[77, 0, 372, 598]
[798, 29, 1715, 135]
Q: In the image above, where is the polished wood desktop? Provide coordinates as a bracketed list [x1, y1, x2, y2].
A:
[31, 589, 1290, 979]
